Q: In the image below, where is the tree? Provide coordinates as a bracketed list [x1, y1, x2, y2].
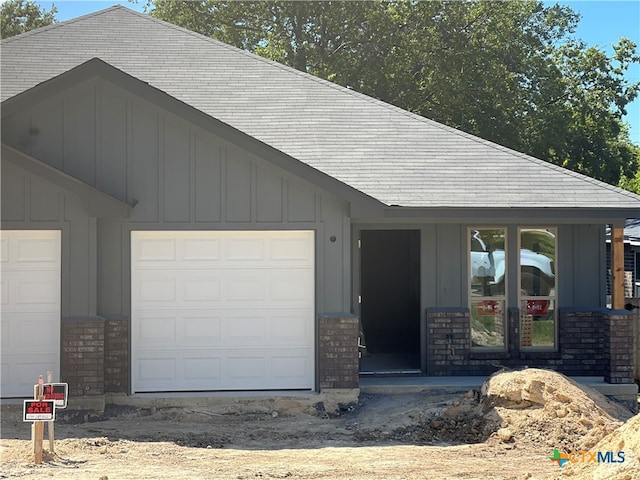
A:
[1, 0, 57, 38]
[149, 0, 640, 188]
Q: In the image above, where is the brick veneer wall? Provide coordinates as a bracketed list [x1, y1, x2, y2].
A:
[604, 311, 634, 384]
[61, 317, 105, 396]
[426, 309, 475, 375]
[559, 310, 605, 376]
[318, 314, 359, 389]
[425, 308, 628, 379]
[104, 317, 129, 393]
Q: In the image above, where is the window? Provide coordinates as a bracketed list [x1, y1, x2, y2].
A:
[469, 228, 506, 350]
[519, 228, 557, 350]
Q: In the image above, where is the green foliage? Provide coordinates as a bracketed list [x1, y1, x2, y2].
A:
[1, 0, 57, 38]
[149, 0, 640, 189]
[618, 144, 640, 194]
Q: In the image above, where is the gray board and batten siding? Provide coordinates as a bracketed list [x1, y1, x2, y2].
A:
[1, 66, 612, 320]
[1, 154, 98, 320]
[1, 74, 353, 320]
[2, 69, 615, 321]
[352, 223, 607, 313]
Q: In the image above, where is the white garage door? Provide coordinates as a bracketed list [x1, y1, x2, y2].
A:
[131, 231, 315, 393]
[1, 230, 61, 398]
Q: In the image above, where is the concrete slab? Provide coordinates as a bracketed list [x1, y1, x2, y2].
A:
[359, 375, 639, 412]
[105, 389, 360, 415]
[359, 376, 484, 394]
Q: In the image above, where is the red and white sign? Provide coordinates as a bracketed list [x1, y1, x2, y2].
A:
[526, 300, 549, 316]
[477, 300, 500, 315]
[42, 383, 68, 408]
[23, 400, 55, 422]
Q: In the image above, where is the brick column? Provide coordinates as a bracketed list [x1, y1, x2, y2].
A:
[426, 308, 470, 375]
[559, 309, 605, 376]
[61, 317, 105, 396]
[104, 317, 129, 393]
[318, 314, 359, 390]
[604, 311, 634, 384]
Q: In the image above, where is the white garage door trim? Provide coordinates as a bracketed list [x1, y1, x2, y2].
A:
[131, 230, 315, 393]
[1, 230, 61, 398]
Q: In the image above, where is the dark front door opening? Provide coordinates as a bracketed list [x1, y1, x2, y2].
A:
[360, 230, 421, 373]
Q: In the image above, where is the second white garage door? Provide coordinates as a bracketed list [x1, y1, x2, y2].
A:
[131, 231, 315, 393]
[1, 230, 61, 398]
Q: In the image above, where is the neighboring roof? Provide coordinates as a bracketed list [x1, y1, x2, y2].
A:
[607, 219, 640, 246]
[2, 143, 133, 218]
[2, 6, 640, 212]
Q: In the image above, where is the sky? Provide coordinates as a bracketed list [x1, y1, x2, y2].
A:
[29, 1, 640, 144]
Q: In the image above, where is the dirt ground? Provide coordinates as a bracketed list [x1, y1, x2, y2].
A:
[1, 369, 638, 480]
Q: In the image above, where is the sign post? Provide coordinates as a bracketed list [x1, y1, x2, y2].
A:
[46, 371, 54, 452]
[24, 373, 67, 464]
[34, 376, 44, 464]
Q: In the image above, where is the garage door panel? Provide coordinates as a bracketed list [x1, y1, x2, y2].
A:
[228, 315, 267, 340]
[136, 277, 177, 303]
[183, 357, 222, 381]
[269, 236, 313, 261]
[1, 231, 60, 398]
[136, 314, 177, 345]
[132, 230, 314, 392]
[15, 238, 59, 263]
[136, 357, 177, 385]
[183, 278, 221, 301]
[5, 313, 60, 349]
[0, 238, 8, 262]
[134, 348, 313, 392]
[135, 309, 312, 348]
[272, 354, 312, 379]
[223, 237, 266, 261]
[270, 313, 312, 342]
[224, 277, 266, 302]
[183, 315, 222, 343]
[226, 356, 265, 380]
[1, 356, 59, 397]
[136, 270, 310, 307]
[135, 310, 223, 347]
[269, 272, 314, 302]
[182, 238, 221, 261]
[1, 280, 8, 305]
[2, 270, 59, 309]
[16, 277, 59, 305]
[135, 237, 176, 262]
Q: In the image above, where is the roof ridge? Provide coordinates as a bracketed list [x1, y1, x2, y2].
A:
[1, 5, 125, 43]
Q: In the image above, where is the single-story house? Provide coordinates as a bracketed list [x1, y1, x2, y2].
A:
[1, 6, 638, 400]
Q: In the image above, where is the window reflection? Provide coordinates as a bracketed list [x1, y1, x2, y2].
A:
[520, 228, 557, 349]
[519, 229, 555, 297]
[470, 228, 506, 349]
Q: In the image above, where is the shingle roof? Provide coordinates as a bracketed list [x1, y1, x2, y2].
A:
[2, 6, 640, 210]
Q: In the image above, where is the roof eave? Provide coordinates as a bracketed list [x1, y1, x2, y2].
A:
[381, 206, 635, 224]
[1, 143, 133, 218]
